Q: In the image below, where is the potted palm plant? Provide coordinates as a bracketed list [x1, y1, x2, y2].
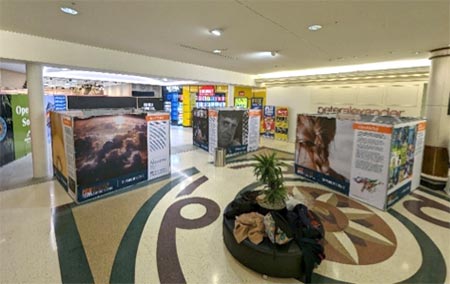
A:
[252, 152, 287, 210]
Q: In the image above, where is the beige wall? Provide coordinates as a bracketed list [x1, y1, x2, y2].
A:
[267, 82, 426, 142]
[0, 68, 26, 90]
[103, 84, 132, 97]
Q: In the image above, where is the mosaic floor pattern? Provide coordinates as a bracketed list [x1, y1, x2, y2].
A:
[0, 146, 449, 284]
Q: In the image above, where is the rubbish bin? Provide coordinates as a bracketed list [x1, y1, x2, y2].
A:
[215, 147, 226, 167]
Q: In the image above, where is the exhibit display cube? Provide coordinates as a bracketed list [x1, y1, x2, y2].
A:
[50, 109, 171, 203]
[192, 107, 261, 157]
[294, 114, 425, 210]
[207, 108, 261, 157]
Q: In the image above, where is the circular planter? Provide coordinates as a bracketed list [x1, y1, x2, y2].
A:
[222, 203, 303, 278]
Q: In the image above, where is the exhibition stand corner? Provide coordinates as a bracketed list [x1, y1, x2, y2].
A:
[50, 108, 171, 203]
[192, 107, 262, 158]
[294, 113, 426, 210]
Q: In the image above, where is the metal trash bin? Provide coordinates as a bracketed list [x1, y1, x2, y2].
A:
[214, 147, 226, 167]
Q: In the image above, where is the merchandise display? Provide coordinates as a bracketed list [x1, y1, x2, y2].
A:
[250, 97, 263, 110]
[182, 86, 195, 127]
[294, 113, 426, 210]
[234, 97, 248, 108]
[262, 105, 276, 138]
[275, 107, 288, 141]
[163, 86, 183, 125]
[196, 85, 226, 109]
[50, 109, 171, 203]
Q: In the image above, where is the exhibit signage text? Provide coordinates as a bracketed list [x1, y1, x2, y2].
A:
[317, 106, 405, 116]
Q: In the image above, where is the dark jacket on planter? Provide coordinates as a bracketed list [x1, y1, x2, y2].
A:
[287, 204, 325, 284]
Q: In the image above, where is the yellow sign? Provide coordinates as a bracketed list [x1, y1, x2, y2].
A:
[215, 85, 228, 93]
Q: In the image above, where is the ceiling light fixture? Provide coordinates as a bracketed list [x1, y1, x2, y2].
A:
[256, 59, 431, 79]
[210, 29, 222, 36]
[213, 49, 222, 54]
[308, 24, 322, 31]
[162, 78, 168, 81]
[60, 7, 78, 15]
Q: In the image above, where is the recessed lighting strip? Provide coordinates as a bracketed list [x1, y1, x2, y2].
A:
[257, 59, 430, 79]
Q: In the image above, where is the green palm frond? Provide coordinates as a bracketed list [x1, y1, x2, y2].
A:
[251, 152, 287, 205]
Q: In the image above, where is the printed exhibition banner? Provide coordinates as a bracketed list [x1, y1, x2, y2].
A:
[263, 105, 275, 139]
[218, 110, 247, 155]
[62, 116, 76, 198]
[192, 108, 209, 151]
[50, 112, 68, 188]
[147, 113, 170, 179]
[44, 95, 56, 145]
[11, 94, 31, 159]
[72, 114, 149, 202]
[385, 123, 418, 207]
[208, 109, 218, 159]
[295, 114, 353, 195]
[349, 123, 392, 210]
[247, 109, 261, 152]
[0, 95, 15, 167]
[411, 121, 426, 190]
[275, 107, 288, 141]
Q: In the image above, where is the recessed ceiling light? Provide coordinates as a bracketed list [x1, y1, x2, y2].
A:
[308, 24, 322, 31]
[210, 29, 222, 36]
[60, 7, 78, 15]
[213, 49, 222, 54]
[415, 51, 421, 55]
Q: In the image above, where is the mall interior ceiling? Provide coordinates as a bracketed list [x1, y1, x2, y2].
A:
[0, 0, 449, 78]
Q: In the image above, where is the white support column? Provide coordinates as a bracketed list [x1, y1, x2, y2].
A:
[227, 85, 234, 107]
[26, 63, 50, 178]
[425, 47, 450, 149]
[420, 47, 450, 192]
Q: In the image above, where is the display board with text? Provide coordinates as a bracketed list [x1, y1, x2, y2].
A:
[207, 108, 260, 158]
[193, 108, 209, 151]
[0, 94, 33, 167]
[50, 109, 171, 203]
[294, 113, 426, 210]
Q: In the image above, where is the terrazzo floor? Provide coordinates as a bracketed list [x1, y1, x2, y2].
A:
[0, 127, 449, 284]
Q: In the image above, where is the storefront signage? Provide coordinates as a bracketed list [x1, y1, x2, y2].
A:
[11, 95, 31, 159]
[189, 85, 199, 93]
[317, 106, 405, 116]
[215, 85, 228, 93]
[199, 86, 215, 96]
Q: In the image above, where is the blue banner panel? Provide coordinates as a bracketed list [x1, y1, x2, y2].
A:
[295, 164, 350, 195]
